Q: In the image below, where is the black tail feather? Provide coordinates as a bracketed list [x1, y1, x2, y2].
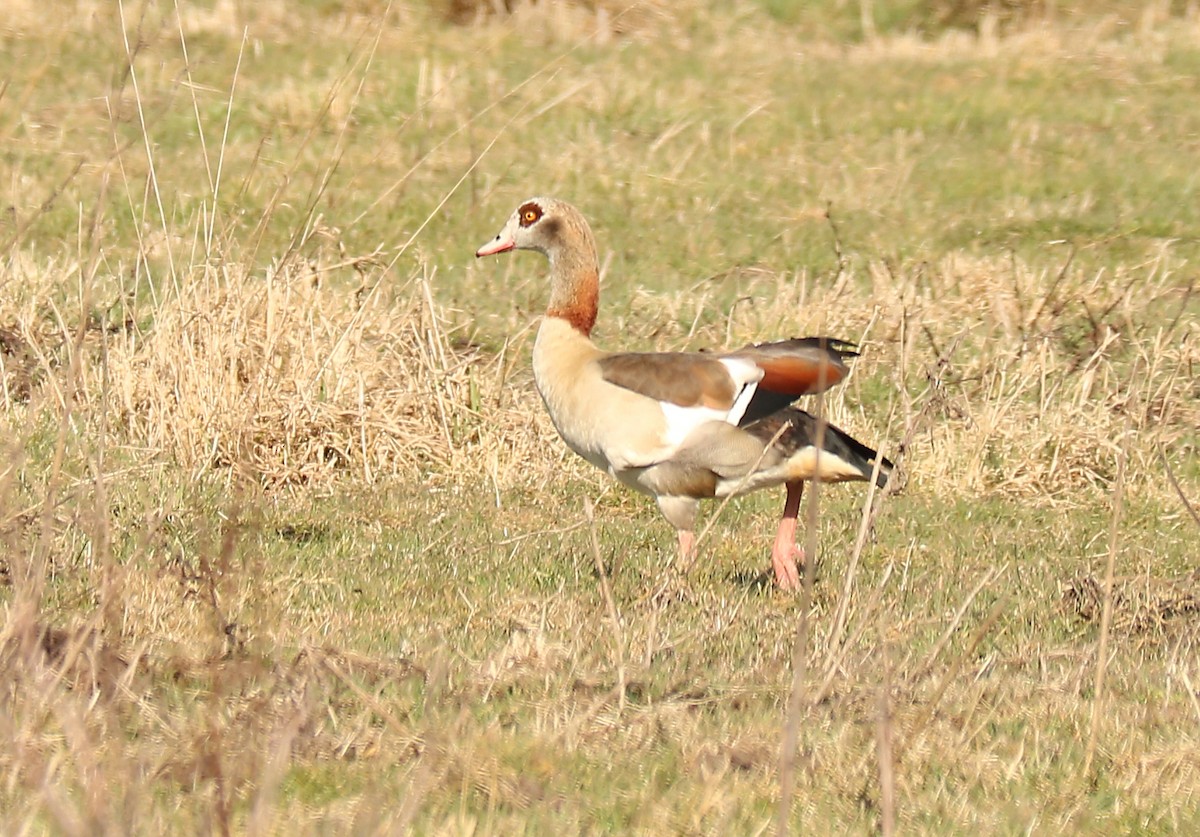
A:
[745, 407, 893, 488]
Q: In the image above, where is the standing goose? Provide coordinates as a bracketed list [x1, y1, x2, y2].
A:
[476, 196, 891, 589]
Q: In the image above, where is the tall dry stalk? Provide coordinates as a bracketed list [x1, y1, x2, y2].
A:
[1084, 360, 1139, 775]
[585, 497, 627, 715]
[775, 354, 830, 835]
[876, 630, 895, 837]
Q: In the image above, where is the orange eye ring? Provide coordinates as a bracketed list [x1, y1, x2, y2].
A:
[517, 202, 543, 227]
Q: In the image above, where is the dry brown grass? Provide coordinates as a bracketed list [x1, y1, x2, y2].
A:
[3, 226, 1195, 830]
[0, 247, 562, 493]
[442, 0, 675, 37]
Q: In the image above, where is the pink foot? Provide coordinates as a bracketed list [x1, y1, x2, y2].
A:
[770, 541, 805, 590]
[770, 481, 806, 591]
[677, 530, 696, 565]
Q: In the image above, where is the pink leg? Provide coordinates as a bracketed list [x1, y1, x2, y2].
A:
[677, 530, 696, 564]
[770, 481, 806, 590]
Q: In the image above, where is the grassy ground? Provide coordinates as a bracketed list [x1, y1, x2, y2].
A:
[2, 0, 1199, 833]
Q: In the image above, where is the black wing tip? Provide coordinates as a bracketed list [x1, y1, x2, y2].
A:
[869, 453, 895, 488]
[805, 336, 860, 358]
[826, 422, 894, 487]
[758, 333, 854, 352]
[745, 336, 860, 358]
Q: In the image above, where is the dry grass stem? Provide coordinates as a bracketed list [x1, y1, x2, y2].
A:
[585, 497, 627, 715]
[775, 366, 830, 834]
[1160, 444, 1200, 531]
[876, 633, 896, 837]
[911, 597, 1010, 738]
[912, 565, 1007, 681]
[1084, 361, 1138, 775]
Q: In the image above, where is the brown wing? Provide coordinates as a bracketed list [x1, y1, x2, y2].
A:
[598, 352, 738, 410]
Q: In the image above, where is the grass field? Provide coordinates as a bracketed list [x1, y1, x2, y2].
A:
[2, 0, 1199, 833]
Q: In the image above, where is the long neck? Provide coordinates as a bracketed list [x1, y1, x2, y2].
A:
[544, 224, 599, 337]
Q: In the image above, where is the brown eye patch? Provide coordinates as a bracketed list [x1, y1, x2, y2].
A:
[518, 201, 543, 227]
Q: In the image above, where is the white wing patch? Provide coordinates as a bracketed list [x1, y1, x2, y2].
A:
[718, 356, 763, 427]
[659, 401, 734, 448]
[657, 357, 763, 450]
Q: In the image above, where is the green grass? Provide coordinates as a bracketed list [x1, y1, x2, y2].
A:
[2, 0, 1199, 833]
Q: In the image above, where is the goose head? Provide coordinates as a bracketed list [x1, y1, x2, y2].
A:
[475, 197, 594, 265]
[475, 196, 601, 334]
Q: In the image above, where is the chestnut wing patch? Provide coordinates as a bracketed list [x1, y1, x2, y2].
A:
[725, 337, 857, 425]
[598, 352, 738, 410]
[728, 337, 855, 396]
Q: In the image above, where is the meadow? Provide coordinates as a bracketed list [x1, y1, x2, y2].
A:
[1, 0, 1198, 832]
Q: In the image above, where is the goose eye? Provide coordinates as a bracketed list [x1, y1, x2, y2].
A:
[518, 203, 543, 227]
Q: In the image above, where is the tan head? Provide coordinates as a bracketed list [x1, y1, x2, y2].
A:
[475, 197, 601, 335]
[476, 197, 597, 261]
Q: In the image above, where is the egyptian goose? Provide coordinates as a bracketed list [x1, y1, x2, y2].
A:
[475, 197, 892, 589]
